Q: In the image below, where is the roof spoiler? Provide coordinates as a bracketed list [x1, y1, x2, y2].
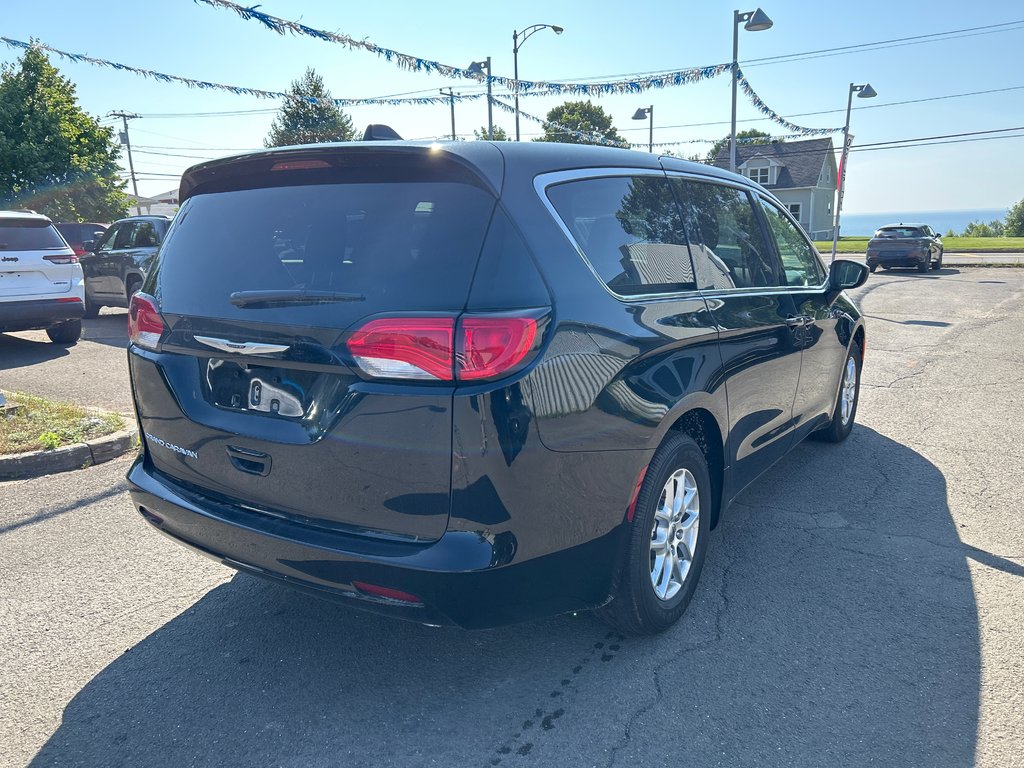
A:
[362, 124, 403, 141]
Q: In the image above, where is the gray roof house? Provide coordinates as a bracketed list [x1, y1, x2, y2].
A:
[713, 137, 837, 240]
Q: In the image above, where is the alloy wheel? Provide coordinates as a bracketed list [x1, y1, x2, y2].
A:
[649, 468, 700, 601]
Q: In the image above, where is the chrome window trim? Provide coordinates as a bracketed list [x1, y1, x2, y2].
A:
[534, 168, 703, 303]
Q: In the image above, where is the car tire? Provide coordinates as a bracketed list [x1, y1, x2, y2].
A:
[598, 433, 711, 635]
[83, 293, 101, 318]
[46, 319, 82, 345]
[931, 251, 942, 270]
[868, 264, 877, 273]
[813, 341, 862, 444]
[126, 277, 142, 304]
[917, 258, 929, 273]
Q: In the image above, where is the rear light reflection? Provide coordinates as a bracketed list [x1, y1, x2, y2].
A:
[352, 581, 423, 605]
[346, 314, 542, 382]
[128, 292, 167, 351]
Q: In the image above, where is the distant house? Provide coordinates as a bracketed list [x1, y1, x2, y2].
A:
[713, 137, 837, 240]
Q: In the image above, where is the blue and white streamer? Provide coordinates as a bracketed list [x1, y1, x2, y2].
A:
[736, 67, 840, 136]
[193, 0, 732, 96]
[0, 36, 483, 107]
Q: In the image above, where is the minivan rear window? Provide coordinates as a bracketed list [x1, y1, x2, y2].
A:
[0, 221, 67, 251]
[152, 181, 497, 325]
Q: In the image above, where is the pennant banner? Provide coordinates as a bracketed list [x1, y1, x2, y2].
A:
[193, 0, 732, 96]
[0, 36, 484, 107]
[735, 67, 841, 136]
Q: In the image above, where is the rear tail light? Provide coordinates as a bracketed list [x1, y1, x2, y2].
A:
[347, 318, 455, 380]
[128, 292, 167, 351]
[347, 312, 544, 382]
[459, 317, 538, 381]
[43, 253, 78, 264]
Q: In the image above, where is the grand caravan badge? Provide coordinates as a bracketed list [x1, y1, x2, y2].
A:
[145, 432, 199, 460]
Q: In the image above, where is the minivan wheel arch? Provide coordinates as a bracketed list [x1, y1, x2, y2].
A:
[666, 408, 725, 531]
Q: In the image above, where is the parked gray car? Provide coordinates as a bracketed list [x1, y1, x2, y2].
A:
[865, 223, 944, 273]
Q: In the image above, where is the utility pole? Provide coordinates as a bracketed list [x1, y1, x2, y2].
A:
[440, 88, 457, 140]
[109, 111, 141, 214]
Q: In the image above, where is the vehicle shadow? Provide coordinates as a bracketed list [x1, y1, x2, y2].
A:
[0, 333, 71, 370]
[81, 312, 129, 349]
[29, 426, 979, 767]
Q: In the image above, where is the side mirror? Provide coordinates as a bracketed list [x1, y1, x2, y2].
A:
[829, 259, 869, 291]
[82, 240, 96, 252]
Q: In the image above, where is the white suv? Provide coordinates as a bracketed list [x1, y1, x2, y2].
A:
[0, 211, 85, 344]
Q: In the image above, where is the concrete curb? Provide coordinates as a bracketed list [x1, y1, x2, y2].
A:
[0, 428, 138, 481]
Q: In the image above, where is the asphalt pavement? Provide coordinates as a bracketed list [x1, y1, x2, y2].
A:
[1, 268, 1022, 767]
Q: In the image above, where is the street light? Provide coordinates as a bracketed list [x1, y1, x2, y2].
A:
[513, 24, 563, 141]
[632, 106, 654, 153]
[830, 82, 878, 262]
[730, 8, 773, 172]
[467, 57, 494, 140]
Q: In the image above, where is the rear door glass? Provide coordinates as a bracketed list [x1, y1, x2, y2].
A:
[132, 222, 159, 247]
[152, 181, 497, 326]
[546, 175, 696, 296]
[670, 179, 780, 290]
[0, 222, 67, 251]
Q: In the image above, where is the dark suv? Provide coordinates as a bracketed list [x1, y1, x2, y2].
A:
[80, 215, 170, 316]
[126, 141, 867, 634]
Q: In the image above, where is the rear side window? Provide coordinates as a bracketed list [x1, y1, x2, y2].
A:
[546, 175, 696, 296]
[132, 222, 160, 247]
[0, 221, 67, 251]
[152, 181, 497, 324]
[670, 179, 779, 290]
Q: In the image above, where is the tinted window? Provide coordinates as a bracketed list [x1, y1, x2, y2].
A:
[546, 175, 695, 296]
[96, 224, 120, 252]
[759, 199, 825, 287]
[153, 182, 496, 325]
[671, 179, 779, 290]
[875, 227, 924, 238]
[0, 221, 67, 250]
[132, 222, 159, 247]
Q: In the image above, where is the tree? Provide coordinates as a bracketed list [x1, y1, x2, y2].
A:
[706, 129, 773, 164]
[265, 68, 356, 147]
[533, 101, 626, 147]
[473, 125, 509, 141]
[1005, 199, 1024, 237]
[0, 47, 127, 221]
[961, 219, 1004, 237]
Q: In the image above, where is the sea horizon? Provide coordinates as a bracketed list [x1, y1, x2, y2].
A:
[838, 208, 1011, 237]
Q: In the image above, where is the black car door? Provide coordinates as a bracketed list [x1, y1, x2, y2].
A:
[757, 197, 844, 439]
[669, 177, 802, 500]
[81, 222, 129, 298]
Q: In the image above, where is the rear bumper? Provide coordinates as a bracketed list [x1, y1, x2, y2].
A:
[127, 457, 622, 628]
[866, 251, 929, 267]
[0, 298, 84, 332]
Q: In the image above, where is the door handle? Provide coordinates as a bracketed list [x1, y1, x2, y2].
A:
[226, 445, 272, 476]
[784, 315, 809, 328]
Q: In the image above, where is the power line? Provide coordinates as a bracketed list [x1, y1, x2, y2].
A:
[743, 19, 1024, 66]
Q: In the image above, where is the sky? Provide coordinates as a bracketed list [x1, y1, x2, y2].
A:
[3, 0, 1022, 215]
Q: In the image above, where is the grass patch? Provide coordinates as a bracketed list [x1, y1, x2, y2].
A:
[0, 391, 123, 455]
[813, 237, 1024, 253]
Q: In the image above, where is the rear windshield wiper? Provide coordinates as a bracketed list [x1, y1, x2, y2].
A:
[229, 289, 365, 308]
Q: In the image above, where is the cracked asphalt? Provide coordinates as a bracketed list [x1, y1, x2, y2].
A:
[1, 267, 1022, 767]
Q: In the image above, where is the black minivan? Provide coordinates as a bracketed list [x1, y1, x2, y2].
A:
[126, 140, 867, 634]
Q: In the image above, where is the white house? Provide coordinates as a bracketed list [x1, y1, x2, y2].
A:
[714, 137, 837, 240]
